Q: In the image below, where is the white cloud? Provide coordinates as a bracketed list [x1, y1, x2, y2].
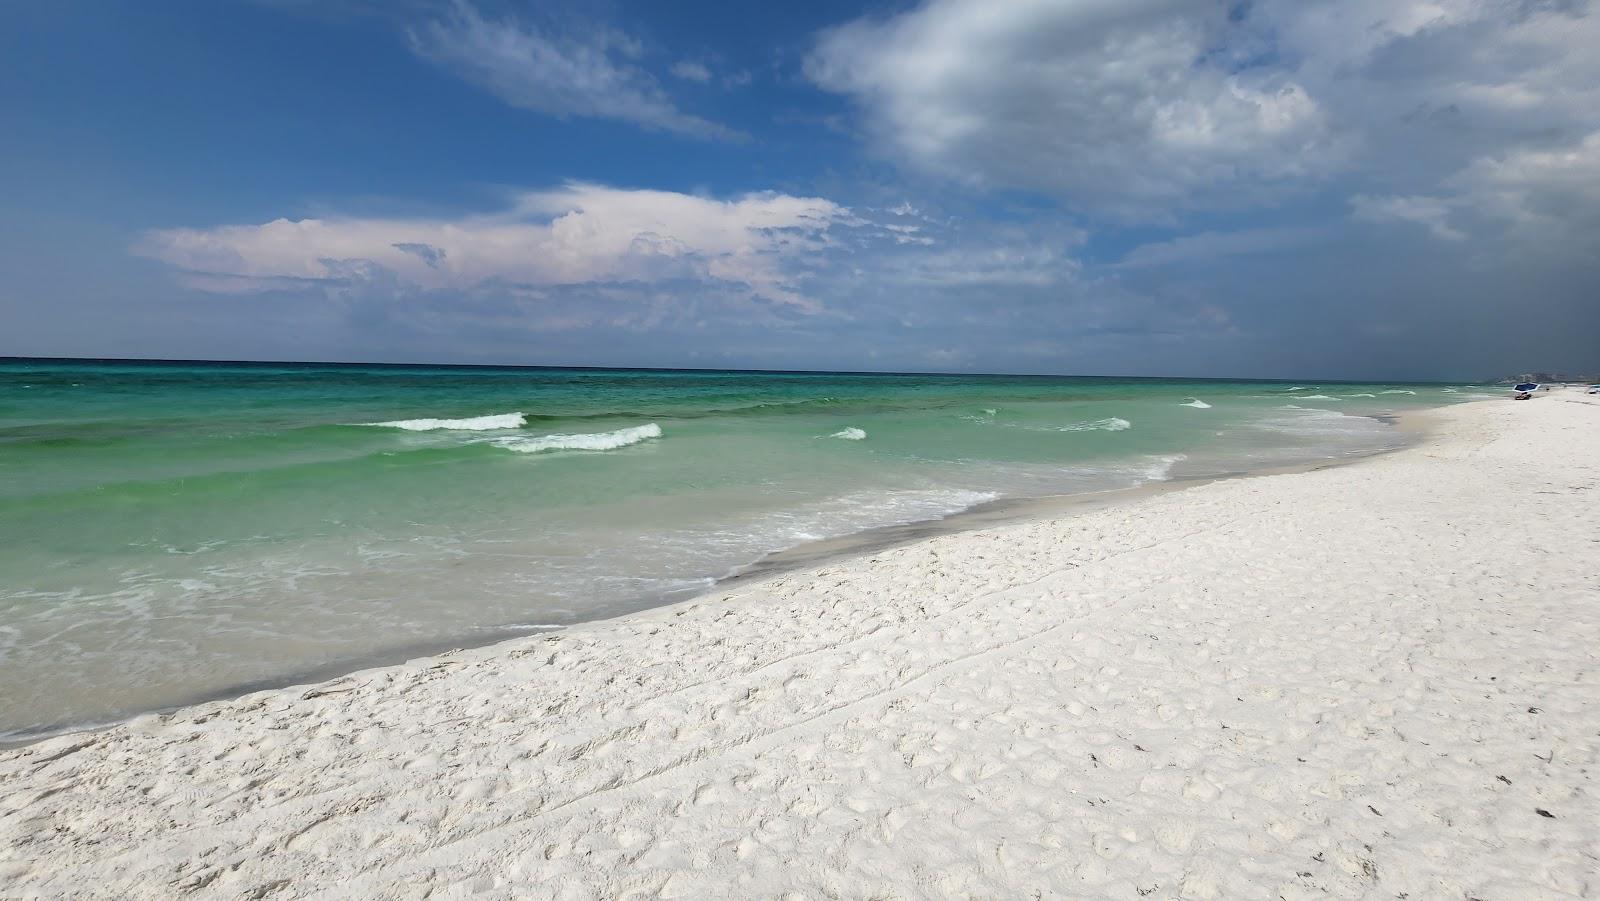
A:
[1351, 195, 1466, 241]
[1452, 130, 1600, 250]
[408, 3, 740, 140]
[1350, 130, 1600, 251]
[1263, 0, 1493, 69]
[1266, 1, 1600, 173]
[806, 0, 1331, 218]
[880, 240, 1082, 287]
[669, 60, 712, 83]
[807, 0, 1600, 232]
[135, 184, 848, 310]
[1460, 131, 1600, 214]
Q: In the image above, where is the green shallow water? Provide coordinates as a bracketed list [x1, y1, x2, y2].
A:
[0, 359, 1496, 738]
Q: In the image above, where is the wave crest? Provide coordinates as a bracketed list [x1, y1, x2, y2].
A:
[1181, 399, 1212, 409]
[1058, 417, 1131, 432]
[1144, 453, 1188, 480]
[367, 412, 525, 431]
[828, 427, 867, 440]
[490, 423, 662, 454]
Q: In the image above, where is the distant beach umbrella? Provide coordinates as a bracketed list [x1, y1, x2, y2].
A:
[1513, 383, 1539, 392]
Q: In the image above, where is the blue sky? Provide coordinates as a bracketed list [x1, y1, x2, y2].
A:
[3, 0, 1597, 378]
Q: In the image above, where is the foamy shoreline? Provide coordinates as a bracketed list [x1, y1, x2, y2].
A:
[3, 391, 1597, 898]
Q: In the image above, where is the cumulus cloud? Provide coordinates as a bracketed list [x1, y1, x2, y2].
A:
[408, 2, 741, 140]
[126, 186, 1174, 373]
[1347, 129, 1600, 253]
[1350, 195, 1466, 241]
[1271, 1, 1600, 194]
[135, 184, 848, 310]
[806, 0, 1331, 218]
[807, 0, 1600, 234]
[131, 181, 1134, 357]
[1456, 131, 1600, 236]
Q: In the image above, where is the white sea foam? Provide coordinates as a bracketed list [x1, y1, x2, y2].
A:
[790, 489, 999, 539]
[1298, 394, 1340, 400]
[1012, 417, 1132, 433]
[829, 427, 867, 440]
[1346, 393, 1377, 398]
[1261, 405, 1390, 441]
[1287, 386, 1310, 391]
[1143, 454, 1188, 480]
[1381, 389, 1417, 395]
[1181, 399, 1212, 409]
[981, 408, 998, 416]
[367, 412, 526, 431]
[490, 423, 662, 454]
[1057, 417, 1131, 432]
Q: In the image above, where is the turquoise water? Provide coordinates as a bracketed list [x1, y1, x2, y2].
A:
[0, 360, 1493, 738]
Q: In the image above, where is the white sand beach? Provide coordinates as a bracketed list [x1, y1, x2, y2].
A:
[3, 392, 1597, 899]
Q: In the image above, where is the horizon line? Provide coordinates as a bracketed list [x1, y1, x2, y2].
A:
[0, 354, 1499, 385]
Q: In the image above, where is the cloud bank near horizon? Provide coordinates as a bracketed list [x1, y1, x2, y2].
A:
[136, 185, 848, 311]
[130, 184, 1226, 373]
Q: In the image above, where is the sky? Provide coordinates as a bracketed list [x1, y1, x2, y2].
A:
[2, 0, 1597, 379]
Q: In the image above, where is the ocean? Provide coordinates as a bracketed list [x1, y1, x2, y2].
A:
[0, 359, 1494, 739]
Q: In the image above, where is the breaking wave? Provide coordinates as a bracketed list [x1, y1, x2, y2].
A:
[1262, 405, 1391, 440]
[366, 412, 525, 431]
[490, 423, 661, 454]
[828, 427, 867, 440]
[1144, 453, 1188, 480]
[1181, 399, 1212, 408]
[1055, 417, 1132, 432]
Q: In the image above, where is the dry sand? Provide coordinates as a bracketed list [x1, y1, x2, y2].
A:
[2, 391, 1597, 899]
